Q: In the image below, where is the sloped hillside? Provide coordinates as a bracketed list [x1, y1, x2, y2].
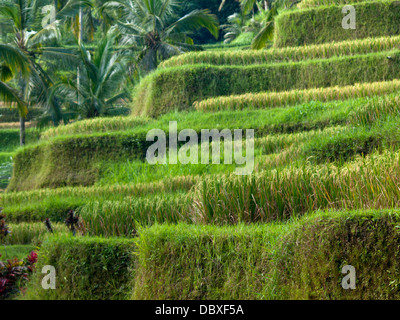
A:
[3, 0, 400, 300]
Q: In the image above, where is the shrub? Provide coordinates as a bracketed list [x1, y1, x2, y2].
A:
[132, 50, 400, 117]
[274, 1, 400, 47]
[0, 251, 37, 300]
[191, 150, 400, 224]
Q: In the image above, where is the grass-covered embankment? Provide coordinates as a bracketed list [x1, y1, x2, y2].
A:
[161, 35, 400, 68]
[132, 50, 400, 117]
[22, 235, 136, 300]
[9, 89, 400, 192]
[22, 210, 400, 300]
[133, 210, 400, 300]
[274, 0, 400, 47]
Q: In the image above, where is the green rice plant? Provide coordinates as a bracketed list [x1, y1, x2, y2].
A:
[161, 35, 400, 68]
[304, 119, 400, 162]
[5, 222, 68, 245]
[194, 79, 400, 112]
[40, 116, 152, 140]
[78, 194, 193, 237]
[298, 0, 377, 9]
[41, 91, 395, 142]
[348, 94, 400, 126]
[13, 93, 399, 191]
[190, 150, 400, 224]
[201, 42, 251, 51]
[1, 176, 199, 222]
[274, 0, 400, 47]
[97, 159, 236, 186]
[133, 211, 400, 300]
[40, 101, 347, 141]
[0, 244, 36, 260]
[255, 126, 346, 155]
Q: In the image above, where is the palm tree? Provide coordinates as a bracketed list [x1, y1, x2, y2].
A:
[239, 0, 290, 50]
[52, 31, 130, 118]
[0, 45, 29, 119]
[102, 0, 219, 72]
[221, 12, 246, 44]
[0, 69, 28, 122]
[250, 4, 278, 50]
[0, 0, 86, 144]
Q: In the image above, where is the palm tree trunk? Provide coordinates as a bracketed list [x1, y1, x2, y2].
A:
[19, 78, 27, 146]
[147, 49, 158, 73]
[77, 8, 83, 105]
[19, 115, 25, 146]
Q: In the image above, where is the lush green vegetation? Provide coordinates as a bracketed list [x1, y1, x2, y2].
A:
[19, 211, 400, 300]
[22, 236, 136, 300]
[298, 0, 376, 9]
[2, 0, 400, 301]
[133, 50, 400, 117]
[274, 1, 400, 47]
[161, 35, 400, 68]
[133, 211, 400, 299]
[0, 244, 36, 260]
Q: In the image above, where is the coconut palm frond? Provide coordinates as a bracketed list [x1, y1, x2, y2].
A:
[166, 9, 219, 39]
[0, 80, 28, 117]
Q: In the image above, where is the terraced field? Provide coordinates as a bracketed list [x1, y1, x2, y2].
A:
[3, 0, 400, 300]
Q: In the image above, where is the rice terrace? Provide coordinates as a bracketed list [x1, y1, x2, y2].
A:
[2, 0, 400, 304]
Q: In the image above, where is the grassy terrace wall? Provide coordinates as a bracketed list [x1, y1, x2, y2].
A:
[22, 211, 400, 300]
[132, 50, 400, 117]
[134, 211, 400, 299]
[7, 131, 152, 191]
[23, 236, 136, 300]
[274, 1, 400, 48]
[160, 36, 400, 68]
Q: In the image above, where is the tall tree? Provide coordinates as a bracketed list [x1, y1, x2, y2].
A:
[0, 52, 28, 122]
[102, 0, 220, 72]
[51, 31, 130, 118]
[0, 0, 84, 143]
